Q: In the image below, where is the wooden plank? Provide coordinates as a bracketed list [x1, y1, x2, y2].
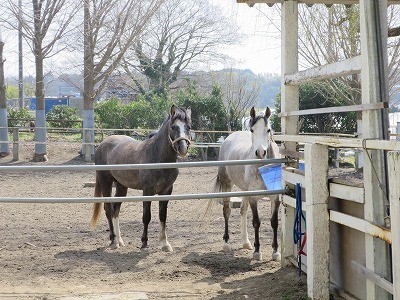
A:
[329, 183, 364, 203]
[279, 102, 387, 117]
[273, 134, 400, 152]
[285, 56, 361, 86]
[329, 210, 392, 244]
[305, 143, 330, 300]
[282, 169, 305, 186]
[388, 152, 400, 299]
[351, 260, 393, 295]
[237, 0, 400, 4]
[280, 0, 299, 269]
[279, 149, 304, 159]
[282, 194, 296, 208]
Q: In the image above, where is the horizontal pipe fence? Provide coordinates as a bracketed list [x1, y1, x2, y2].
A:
[0, 158, 288, 204]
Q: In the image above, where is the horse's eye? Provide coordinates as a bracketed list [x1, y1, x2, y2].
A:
[171, 125, 178, 131]
[250, 129, 253, 133]
[267, 129, 271, 133]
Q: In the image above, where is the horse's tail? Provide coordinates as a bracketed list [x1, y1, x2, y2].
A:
[204, 174, 222, 223]
[91, 177, 103, 228]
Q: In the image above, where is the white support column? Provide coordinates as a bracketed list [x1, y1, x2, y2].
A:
[388, 151, 400, 300]
[360, 1, 391, 299]
[280, 0, 299, 267]
[305, 143, 330, 300]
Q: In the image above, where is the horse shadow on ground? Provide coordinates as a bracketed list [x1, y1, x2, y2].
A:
[54, 247, 150, 274]
[181, 251, 263, 284]
[211, 268, 308, 300]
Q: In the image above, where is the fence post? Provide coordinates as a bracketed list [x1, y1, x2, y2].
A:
[84, 129, 91, 162]
[305, 143, 330, 300]
[12, 128, 19, 161]
[388, 151, 400, 299]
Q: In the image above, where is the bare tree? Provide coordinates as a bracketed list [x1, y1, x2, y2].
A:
[211, 69, 259, 131]
[0, 27, 10, 157]
[121, 0, 240, 96]
[81, 0, 163, 160]
[6, 0, 79, 161]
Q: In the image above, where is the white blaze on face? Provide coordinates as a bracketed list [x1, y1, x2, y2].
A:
[251, 118, 270, 159]
[174, 119, 189, 156]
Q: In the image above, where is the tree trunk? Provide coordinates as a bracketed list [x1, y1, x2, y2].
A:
[0, 35, 10, 157]
[33, 0, 47, 162]
[33, 48, 47, 161]
[82, 0, 95, 161]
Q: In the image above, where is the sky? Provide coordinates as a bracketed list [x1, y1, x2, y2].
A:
[0, 1, 283, 79]
[211, 1, 282, 75]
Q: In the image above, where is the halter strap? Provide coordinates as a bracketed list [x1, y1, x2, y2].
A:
[169, 135, 191, 154]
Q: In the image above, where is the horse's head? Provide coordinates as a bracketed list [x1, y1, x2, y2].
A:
[168, 105, 192, 157]
[249, 106, 272, 159]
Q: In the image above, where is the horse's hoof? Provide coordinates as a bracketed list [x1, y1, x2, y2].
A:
[140, 246, 150, 253]
[243, 241, 253, 250]
[272, 252, 281, 261]
[223, 243, 231, 252]
[253, 251, 262, 261]
[109, 242, 120, 250]
[162, 244, 173, 252]
[118, 240, 125, 247]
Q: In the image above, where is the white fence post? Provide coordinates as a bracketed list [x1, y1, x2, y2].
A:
[388, 151, 400, 299]
[280, 0, 299, 267]
[305, 143, 329, 300]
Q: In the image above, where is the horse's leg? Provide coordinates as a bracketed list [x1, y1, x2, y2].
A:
[271, 195, 281, 261]
[240, 196, 253, 250]
[141, 187, 154, 251]
[250, 197, 262, 260]
[111, 182, 128, 248]
[222, 196, 232, 252]
[159, 197, 173, 252]
[97, 171, 118, 249]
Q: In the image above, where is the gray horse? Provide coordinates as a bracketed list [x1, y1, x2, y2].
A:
[91, 105, 192, 252]
[208, 107, 281, 261]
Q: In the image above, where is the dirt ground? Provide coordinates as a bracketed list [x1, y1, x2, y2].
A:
[0, 141, 308, 300]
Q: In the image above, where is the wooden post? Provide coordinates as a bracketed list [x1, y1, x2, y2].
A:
[388, 151, 400, 299]
[360, 1, 391, 299]
[304, 143, 330, 300]
[12, 128, 19, 161]
[280, 0, 299, 267]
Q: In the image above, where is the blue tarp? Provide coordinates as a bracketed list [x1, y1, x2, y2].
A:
[30, 97, 69, 114]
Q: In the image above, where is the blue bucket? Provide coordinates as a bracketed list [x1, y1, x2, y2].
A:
[259, 162, 304, 190]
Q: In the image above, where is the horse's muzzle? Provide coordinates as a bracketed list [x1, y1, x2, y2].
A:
[255, 149, 267, 159]
[170, 136, 191, 157]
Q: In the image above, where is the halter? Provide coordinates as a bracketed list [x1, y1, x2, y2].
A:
[169, 135, 191, 154]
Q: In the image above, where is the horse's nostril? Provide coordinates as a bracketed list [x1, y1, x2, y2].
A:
[255, 150, 258, 157]
[263, 150, 266, 157]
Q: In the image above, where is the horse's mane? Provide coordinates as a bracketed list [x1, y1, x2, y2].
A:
[249, 112, 268, 128]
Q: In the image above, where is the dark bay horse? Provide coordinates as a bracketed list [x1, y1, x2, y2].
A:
[91, 105, 192, 252]
[207, 107, 281, 261]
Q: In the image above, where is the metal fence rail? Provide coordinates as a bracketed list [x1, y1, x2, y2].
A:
[0, 189, 288, 204]
[0, 158, 288, 172]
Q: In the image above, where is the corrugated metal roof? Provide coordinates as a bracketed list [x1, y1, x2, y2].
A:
[237, 0, 400, 5]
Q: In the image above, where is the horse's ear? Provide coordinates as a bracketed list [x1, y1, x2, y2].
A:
[250, 107, 256, 119]
[170, 105, 177, 116]
[265, 107, 271, 118]
[186, 107, 191, 118]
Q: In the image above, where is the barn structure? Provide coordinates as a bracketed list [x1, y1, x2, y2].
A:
[237, 1, 400, 299]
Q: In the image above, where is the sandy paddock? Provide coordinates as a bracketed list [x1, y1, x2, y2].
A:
[0, 142, 307, 299]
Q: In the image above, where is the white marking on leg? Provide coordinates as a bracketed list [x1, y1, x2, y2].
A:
[112, 217, 125, 247]
[241, 197, 252, 250]
[160, 222, 173, 252]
